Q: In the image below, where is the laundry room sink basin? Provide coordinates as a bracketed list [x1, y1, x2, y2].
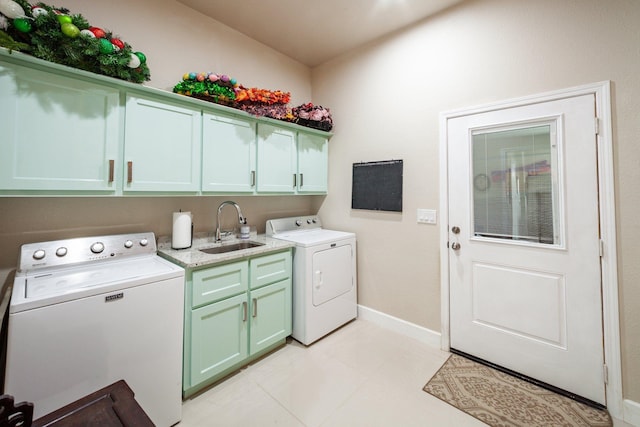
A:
[199, 241, 264, 254]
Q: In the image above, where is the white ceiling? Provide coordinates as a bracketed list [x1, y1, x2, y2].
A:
[177, 0, 465, 67]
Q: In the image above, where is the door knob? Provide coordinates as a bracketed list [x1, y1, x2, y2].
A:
[451, 226, 460, 234]
[451, 242, 461, 250]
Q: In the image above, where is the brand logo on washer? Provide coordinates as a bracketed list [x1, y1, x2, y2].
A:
[105, 292, 124, 302]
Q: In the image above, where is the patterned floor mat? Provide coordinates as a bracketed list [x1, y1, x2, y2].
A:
[423, 354, 612, 427]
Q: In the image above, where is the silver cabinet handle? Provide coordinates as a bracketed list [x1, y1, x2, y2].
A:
[300, 173, 304, 188]
[293, 173, 297, 188]
[251, 170, 256, 187]
[242, 301, 247, 322]
[252, 298, 257, 317]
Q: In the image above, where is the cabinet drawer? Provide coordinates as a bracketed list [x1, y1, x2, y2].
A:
[249, 251, 291, 290]
[192, 261, 248, 307]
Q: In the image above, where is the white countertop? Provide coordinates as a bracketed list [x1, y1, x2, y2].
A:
[157, 233, 294, 269]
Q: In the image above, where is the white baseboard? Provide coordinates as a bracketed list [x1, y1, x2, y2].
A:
[357, 304, 441, 349]
[623, 399, 640, 426]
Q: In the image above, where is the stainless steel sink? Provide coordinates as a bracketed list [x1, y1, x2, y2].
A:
[199, 241, 264, 254]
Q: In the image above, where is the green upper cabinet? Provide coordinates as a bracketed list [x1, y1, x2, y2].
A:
[202, 112, 257, 193]
[0, 50, 331, 196]
[123, 95, 201, 193]
[297, 132, 328, 194]
[208, 121, 329, 195]
[0, 62, 120, 193]
[256, 124, 297, 193]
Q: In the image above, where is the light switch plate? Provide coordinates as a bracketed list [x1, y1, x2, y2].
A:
[417, 209, 437, 224]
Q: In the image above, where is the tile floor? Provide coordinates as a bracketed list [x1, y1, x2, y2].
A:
[179, 319, 486, 427]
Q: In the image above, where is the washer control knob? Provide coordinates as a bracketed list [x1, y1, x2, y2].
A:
[312, 218, 317, 223]
[295, 220, 303, 226]
[140, 238, 149, 246]
[33, 249, 46, 260]
[124, 240, 134, 249]
[55, 247, 68, 257]
[90, 242, 105, 254]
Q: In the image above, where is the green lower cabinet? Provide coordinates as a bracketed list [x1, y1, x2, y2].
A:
[183, 249, 292, 397]
[190, 293, 248, 386]
[250, 279, 292, 354]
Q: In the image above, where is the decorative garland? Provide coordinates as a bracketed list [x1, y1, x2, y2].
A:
[239, 103, 292, 121]
[172, 72, 333, 130]
[235, 86, 292, 120]
[0, 0, 150, 83]
[173, 72, 239, 106]
[292, 103, 333, 131]
[236, 87, 290, 105]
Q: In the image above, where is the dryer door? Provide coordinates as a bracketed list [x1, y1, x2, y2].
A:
[312, 244, 353, 306]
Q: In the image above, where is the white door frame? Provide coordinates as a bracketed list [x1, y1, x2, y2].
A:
[438, 81, 622, 418]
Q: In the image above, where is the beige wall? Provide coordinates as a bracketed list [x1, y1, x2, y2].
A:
[0, 196, 317, 269]
[55, 0, 312, 104]
[313, 0, 640, 403]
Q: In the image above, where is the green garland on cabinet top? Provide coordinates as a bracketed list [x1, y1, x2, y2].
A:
[0, 0, 150, 83]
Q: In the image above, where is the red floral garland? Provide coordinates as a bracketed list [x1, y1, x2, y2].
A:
[235, 87, 290, 105]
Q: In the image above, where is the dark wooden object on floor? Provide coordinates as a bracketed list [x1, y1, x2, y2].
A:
[32, 380, 154, 427]
[0, 394, 34, 427]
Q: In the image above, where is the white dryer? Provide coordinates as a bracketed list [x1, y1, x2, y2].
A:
[267, 216, 357, 345]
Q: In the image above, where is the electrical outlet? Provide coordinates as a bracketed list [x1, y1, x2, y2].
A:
[417, 209, 437, 224]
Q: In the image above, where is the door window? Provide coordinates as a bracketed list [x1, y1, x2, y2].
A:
[471, 123, 562, 246]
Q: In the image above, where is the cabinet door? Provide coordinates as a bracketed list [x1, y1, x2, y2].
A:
[202, 113, 257, 193]
[189, 294, 248, 387]
[256, 124, 296, 193]
[297, 133, 328, 194]
[249, 279, 292, 355]
[0, 62, 119, 192]
[124, 95, 201, 193]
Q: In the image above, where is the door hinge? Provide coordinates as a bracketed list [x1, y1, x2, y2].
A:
[595, 117, 600, 135]
[599, 239, 605, 257]
[603, 364, 609, 384]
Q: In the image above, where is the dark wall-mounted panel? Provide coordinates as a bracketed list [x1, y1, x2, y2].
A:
[352, 160, 403, 212]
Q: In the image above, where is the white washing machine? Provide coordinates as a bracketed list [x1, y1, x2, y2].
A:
[5, 232, 184, 426]
[267, 216, 357, 345]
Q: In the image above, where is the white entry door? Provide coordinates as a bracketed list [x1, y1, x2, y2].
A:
[447, 93, 605, 405]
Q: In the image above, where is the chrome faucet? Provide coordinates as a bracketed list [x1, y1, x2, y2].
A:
[215, 201, 246, 242]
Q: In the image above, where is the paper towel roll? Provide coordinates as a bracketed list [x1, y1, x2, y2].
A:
[172, 211, 192, 249]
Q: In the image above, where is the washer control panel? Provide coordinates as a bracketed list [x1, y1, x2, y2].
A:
[18, 232, 157, 273]
[266, 216, 322, 235]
